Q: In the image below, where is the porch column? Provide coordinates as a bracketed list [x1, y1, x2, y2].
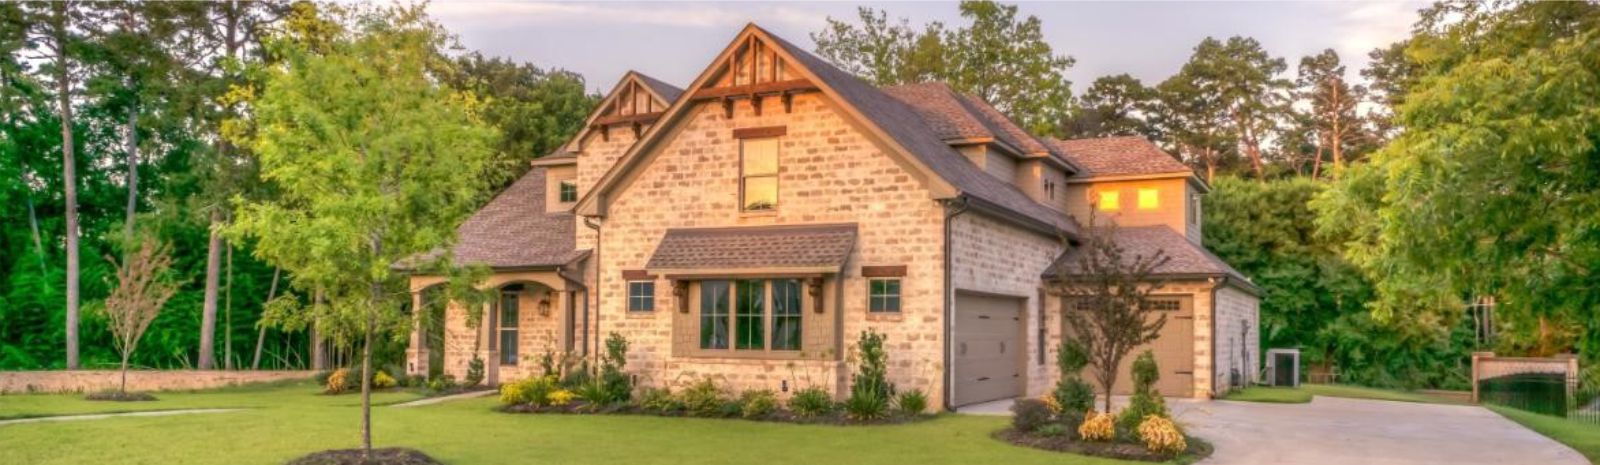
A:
[483, 301, 501, 386]
[406, 291, 429, 378]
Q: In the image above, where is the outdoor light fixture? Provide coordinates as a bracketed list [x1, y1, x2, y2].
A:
[538, 296, 551, 317]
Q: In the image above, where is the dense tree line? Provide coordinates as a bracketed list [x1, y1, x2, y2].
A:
[0, 1, 596, 371]
[817, 1, 1600, 389]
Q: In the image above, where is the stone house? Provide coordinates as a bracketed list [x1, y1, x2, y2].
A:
[400, 24, 1259, 410]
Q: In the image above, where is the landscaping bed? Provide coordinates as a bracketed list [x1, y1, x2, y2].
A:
[84, 390, 158, 402]
[995, 428, 1212, 463]
[286, 447, 443, 465]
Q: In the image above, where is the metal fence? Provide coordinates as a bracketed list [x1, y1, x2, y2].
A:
[1474, 356, 1599, 425]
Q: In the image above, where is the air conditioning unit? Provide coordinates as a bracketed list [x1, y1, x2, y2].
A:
[1265, 348, 1300, 387]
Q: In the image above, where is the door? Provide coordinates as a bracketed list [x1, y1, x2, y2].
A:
[1063, 295, 1195, 397]
[952, 292, 1025, 407]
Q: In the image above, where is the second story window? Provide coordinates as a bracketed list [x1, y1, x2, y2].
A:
[1098, 190, 1120, 211]
[741, 137, 779, 211]
[1138, 188, 1159, 210]
[558, 180, 578, 203]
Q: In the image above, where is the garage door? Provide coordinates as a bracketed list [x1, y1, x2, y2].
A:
[1063, 295, 1194, 397]
[952, 292, 1025, 407]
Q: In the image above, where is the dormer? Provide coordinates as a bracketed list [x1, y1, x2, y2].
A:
[1049, 137, 1208, 244]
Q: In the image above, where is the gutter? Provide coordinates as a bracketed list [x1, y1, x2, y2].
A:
[941, 196, 970, 412]
[584, 217, 605, 358]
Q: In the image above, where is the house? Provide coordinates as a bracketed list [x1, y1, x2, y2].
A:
[400, 24, 1260, 410]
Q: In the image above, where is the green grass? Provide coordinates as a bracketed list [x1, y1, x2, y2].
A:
[1301, 384, 1468, 405]
[1489, 405, 1600, 464]
[0, 382, 1150, 465]
[0, 380, 424, 420]
[1218, 386, 1312, 403]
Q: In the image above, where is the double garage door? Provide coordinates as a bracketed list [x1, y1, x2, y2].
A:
[952, 292, 1026, 407]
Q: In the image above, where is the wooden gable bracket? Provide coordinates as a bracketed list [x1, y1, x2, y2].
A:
[750, 93, 763, 116]
[599, 124, 610, 142]
[631, 121, 642, 138]
[721, 96, 735, 119]
[807, 277, 825, 313]
[781, 91, 793, 114]
[673, 280, 690, 313]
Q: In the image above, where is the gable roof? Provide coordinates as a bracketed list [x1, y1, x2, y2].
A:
[577, 24, 1079, 238]
[633, 72, 685, 104]
[563, 70, 683, 154]
[1042, 225, 1258, 295]
[647, 223, 858, 273]
[883, 82, 1078, 171]
[1047, 136, 1193, 179]
[400, 168, 585, 271]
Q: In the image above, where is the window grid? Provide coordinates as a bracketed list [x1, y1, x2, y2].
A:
[699, 281, 731, 350]
[499, 292, 519, 365]
[698, 279, 804, 353]
[734, 280, 765, 350]
[868, 278, 902, 313]
[558, 180, 577, 203]
[627, 281, 655, 312]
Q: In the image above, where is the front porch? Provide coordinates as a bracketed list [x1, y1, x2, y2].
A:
[407, 270, 587, 386]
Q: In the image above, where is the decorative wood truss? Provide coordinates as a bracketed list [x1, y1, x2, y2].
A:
[584, 73, 673, 144]
[690, 34, 819, 118]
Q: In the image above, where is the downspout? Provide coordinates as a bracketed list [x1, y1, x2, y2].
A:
[584, 217, 605, 358]
[941, 196, 970, 412]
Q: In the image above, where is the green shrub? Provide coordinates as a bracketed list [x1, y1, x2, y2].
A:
[464, 357, 485, 388]
[788, 387, 834, 417]
[373, 371, 397, 389]
[844, 388, 889, 421]
[638, 387, 683, 414]
[313, 370, 335, 386]
[1053, 339, 1096, 414]
[501, 376, 559, 407]
[538, 352, 557, 378]
[574, 380, 611, 409]
[1010, 398, 1054, 432]
[1118, 350, 1170, 431]
[896, 389, 929, 415]
[739, 390, 780, 419]
[596, 333, 633, 404]
[1036, 423, 1068, 437]
[846, 331, 892, 421]
[681, 378, 728, 417]
[717, 399, 744, 418]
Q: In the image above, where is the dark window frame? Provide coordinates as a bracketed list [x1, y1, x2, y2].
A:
[558, 180, 578, 203]
[498, 291, 520, 365]
[627, 281, 655, 312]
[868, 278, 902, 313]
[697, 279, 804, 353]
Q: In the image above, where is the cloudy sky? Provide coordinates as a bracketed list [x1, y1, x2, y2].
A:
[428, 1, 1425, 94]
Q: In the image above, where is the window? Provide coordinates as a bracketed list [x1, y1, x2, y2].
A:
[1044, 180, 1056, 200]
[741, 137, 779, 211]
[1188, 194, 1201, 225]
[1138, 188, 1159, 210]
[1098, 190, 1120, 211]
[868, 279, 901, 313]
[558, 180, 577, 203]
[627, 281, 655, 312]
[1146, 299, 1182, 311]
[498, 292, 519, 365]
[699, 279, 804, 352]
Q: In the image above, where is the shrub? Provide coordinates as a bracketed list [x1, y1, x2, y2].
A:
[896, 389, 929, 415]
[844, 388, 889, 421]
[788, 387, 834, 417]
[717, 399, 745, 418]
[1010, 399, 1054, 433]
[1078, 410, 1115, 442]
[499, 381, 528, 405]
[681, 378, 728, 418]
[1118, 351, 1170, 431]
[1053, 339, 1096, 414]
[740, 390, 780, 419]
[1036, 423, 1068, 437]
[538, 352, 557, 378]
[501, 376, 559, 407]
[845, 331, 892, 421]
[1040, 394, 1062, 414]
[638, 387, 683, 414]
[596, 333, 633, 404]
[464, 357, 485, 388]
[325, 369, 351, 394]
[574, 381, 612, 410]
[1137, 415, 1187, 455]
[373, 371, 397, 389]
[547, 389, 577, 407]
[313, 370, 335, 387]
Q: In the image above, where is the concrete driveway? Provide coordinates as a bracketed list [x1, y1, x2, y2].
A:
[1176, 396, 1588, 465]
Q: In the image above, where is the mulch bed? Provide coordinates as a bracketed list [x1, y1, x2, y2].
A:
[84, 391, 157, 402]
[500, 401, 930, 426]
[285, 448, 442, 465]
[994, 428, 1213, 463]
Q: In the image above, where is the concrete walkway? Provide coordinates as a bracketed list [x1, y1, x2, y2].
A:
[390, 389, 494, 408]
[959, 396, 1587, 465]
[0, 408, 241, 427]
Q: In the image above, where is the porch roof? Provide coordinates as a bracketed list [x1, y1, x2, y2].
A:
[645, 223, 857, 274]
[1042, 225, 1258, 294]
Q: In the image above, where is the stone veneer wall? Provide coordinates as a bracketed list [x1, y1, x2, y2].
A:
[0, 370, 312, 394]
[1213, 285, 1260, 393]
[595, 93, 948, 404]
[949, 212, 1064, 398]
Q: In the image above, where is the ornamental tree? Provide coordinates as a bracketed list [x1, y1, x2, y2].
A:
[225, 4, 497, 458]
[100, 238, 179, 396]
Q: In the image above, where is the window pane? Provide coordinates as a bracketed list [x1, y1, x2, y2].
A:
[869, 279, 902, 313]
[1099, 191, 1120, 211]
[700, 281, 730, 349]
[559, 181, 577, 203]
[735, 279, 765, 350]
[629, 281, 655, 312]
[500, 293, 519, 329]
[743, 176, 777, 211]
[742, 138, 778, 175]
[1138, 188, 1159, 210]
[772, 279, 802, 350]
[500, 331, 518, 365]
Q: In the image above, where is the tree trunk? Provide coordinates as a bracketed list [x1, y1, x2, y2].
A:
[252, 267, 281, 370]
[53, 1, 80, 370]
[224, 244, 234, 370]
[120, 351, 130, 395]
[311, 289, 326, 370]
[124, 106, 138, 240]
[199, 213, 223, 369]
[361, 305, 375, 458]
[1311, 135, 1325, 179]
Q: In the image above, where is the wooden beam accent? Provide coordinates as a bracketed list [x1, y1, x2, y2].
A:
[751, 95, 763, 116]
[781, 91, 793, 113]
[733, 126, 786, 139]
[692, 79, 818, 101]
[620, 269, 655, 281]
[861, 265, 907, 278]
[722, 97, 735, 119]
[592, 111, 664, 127]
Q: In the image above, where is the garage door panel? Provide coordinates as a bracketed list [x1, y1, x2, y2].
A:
[1063, 295, 1194, 397]
[952, 292, 1025, 407]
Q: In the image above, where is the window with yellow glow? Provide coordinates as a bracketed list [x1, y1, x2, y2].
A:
[1098, 191, 1120, 211]
[1138, 188, 1159, 210]
[741, 138, 779, 211]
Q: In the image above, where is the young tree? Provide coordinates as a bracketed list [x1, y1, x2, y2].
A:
[227, 4, 497, 458]
[1046, 216, 1171, 412]
[100, 238, 179, 395]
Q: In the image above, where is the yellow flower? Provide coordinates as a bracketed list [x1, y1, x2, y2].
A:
[1040, 394, 1062, 414]
[547, 389, 577, 406]
[1077, 410, 1115, 442]
[1137, 415, 1187, 454]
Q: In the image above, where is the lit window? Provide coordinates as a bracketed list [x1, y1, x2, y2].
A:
[558, 180, 577, 203]
[741, 138, 779, 211]
[627, 281, 655, 312]
[1098, 191, 1120, 211]
[1138, 188, 1159, 210]
[869, 279, 901, 313]
[1189, 195, 1201, 225]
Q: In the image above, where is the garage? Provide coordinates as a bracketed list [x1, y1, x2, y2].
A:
[952, 291, 1026, 407]
[1063, 295, 1194, 397]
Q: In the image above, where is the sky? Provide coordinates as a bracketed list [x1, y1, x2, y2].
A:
[428, 1, 1426, 94]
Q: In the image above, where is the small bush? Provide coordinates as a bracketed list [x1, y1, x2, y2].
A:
[464, 357, 485, 388]
[596, 333, 633, 404]
[1052, 378, 1097, 415]
[1137, 415, 1187, 455]
[717, 399, 744, 418]
[1036, 423, 1068, 437]
[788, 387, 834, 417]
[844, 388, 889, 421]
[325, 369, 351, 394]
[739, 390, 780, 419]
[574, 381, 612, 410]
[638, 387, 683, 414]
[547, 389, 577, 407]
[1011, 399, 1055, 433]
[896, 389, 929, 415]
[1118, 351, 1170, 431]
[313, 370, 335, 387]
[427, 375, 457, 392]
[501, 376, 559, 406]
[1078, 410, 1115, 442]
[373, 371, 397, 389]
[499, 381, 528, 405]
[681, 378, 728, 418]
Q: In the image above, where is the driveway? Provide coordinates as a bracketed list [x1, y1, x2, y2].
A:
[1177, 396, 1587, 465]
[960, 396, 1586, 465]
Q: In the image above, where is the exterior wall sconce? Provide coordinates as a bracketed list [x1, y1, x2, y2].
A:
[538, 295, 551, 317]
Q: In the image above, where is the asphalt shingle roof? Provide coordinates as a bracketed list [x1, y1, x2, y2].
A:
[407, 168, 584, 270]
[1047, 136, 1192, 178]
[1043, 225, 1254, 291]
[646, 223, 858, 271]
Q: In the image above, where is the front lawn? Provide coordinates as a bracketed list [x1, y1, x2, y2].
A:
[1218, 386, 1311, 403]
[1489, 405, 1600, 464]
[0, 382, 1153, 465]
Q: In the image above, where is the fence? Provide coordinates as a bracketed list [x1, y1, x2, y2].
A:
[1472, 352, 1597, 424]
